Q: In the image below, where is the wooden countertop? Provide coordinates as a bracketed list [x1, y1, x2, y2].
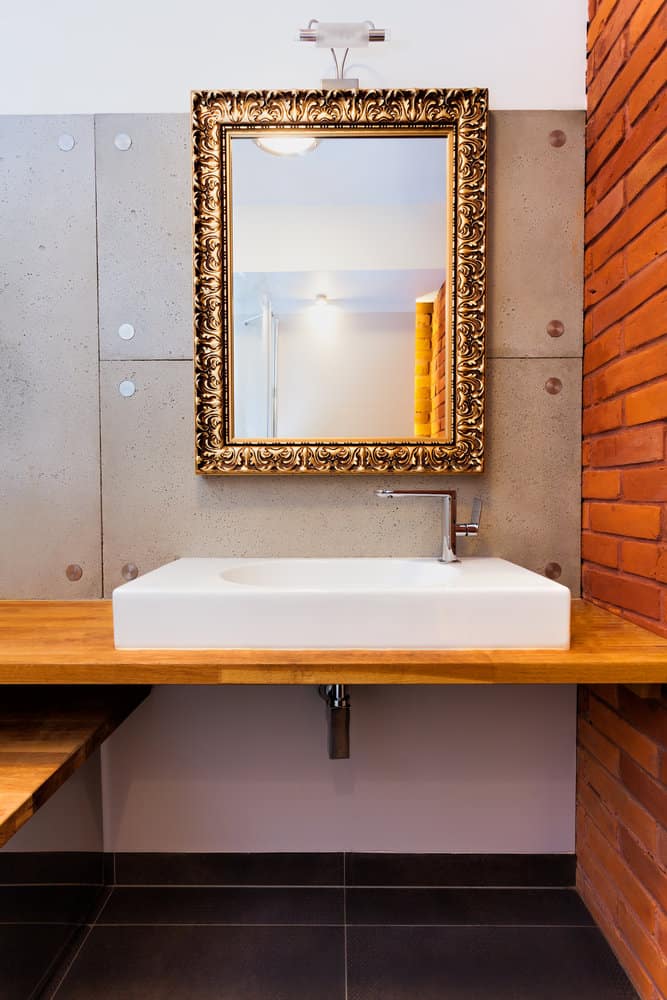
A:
[0, 686, 149, 847]
[0, 599, 665, 685]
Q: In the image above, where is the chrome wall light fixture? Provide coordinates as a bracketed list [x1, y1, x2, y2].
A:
[298, 19, 388, 90]
[252, 21, 388, 156]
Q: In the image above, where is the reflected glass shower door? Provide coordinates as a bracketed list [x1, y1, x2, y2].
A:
[233, 289, 279, 439]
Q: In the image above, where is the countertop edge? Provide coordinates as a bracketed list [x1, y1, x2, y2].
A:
[0, 598, 665, 684]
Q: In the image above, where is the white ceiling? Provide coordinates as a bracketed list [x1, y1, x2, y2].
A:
[234, 268, 445, 316]
[231, 136, 448, 207]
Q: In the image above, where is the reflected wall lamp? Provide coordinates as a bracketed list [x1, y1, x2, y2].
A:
[254, 134, 319, 157]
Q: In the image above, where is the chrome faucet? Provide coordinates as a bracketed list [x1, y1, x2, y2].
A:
[375, 489, 482, 564]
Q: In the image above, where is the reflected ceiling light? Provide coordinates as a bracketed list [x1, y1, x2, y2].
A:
[254, 135, 319, 157]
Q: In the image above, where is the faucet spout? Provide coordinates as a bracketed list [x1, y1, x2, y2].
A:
[439, 494, 458, 563]
[375, 489, 459, 563]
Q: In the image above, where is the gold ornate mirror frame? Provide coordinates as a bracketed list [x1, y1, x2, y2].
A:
[192, 87, 487, 474]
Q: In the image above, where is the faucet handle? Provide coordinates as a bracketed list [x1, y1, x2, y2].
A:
[456, 497, 483, 538]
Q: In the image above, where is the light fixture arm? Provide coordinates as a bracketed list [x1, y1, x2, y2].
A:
[330, 46, 351, 82]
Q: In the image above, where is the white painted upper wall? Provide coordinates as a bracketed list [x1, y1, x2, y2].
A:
[0, 0, 587, 114]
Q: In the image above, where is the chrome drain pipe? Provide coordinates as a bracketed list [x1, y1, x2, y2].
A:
[318, 684, 350, 759]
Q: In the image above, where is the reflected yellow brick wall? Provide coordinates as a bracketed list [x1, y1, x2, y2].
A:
[414, 301, 433, 435]
[414, 283, 448, 438]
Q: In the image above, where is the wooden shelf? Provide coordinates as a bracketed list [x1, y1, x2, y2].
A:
[0, 686, 149, 847]
[0, 599, 665, 685]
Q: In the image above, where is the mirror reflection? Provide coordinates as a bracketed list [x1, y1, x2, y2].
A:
[231, 134, 451, 440]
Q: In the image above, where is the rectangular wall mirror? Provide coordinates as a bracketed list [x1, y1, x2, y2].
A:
[192, 88, 487, 474]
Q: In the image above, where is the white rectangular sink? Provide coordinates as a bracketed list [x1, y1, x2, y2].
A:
[112, 557, 571, 650]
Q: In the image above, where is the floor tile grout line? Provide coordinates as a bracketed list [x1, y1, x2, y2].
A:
[77, 883, 576, 890]
[46, 923, 96, 1000]
[46, 887, 116, 1000]
[93, 886, 115, 924]
[93, 921, 347, 927]
[0, 922, 96, 927]
[0, 920, 597, 928]
[105, 882, 346, 889]
[343, 885, 577, 891]
[343, 852, 348, 1000]
[340, 923, 600, 929]
[26, 916, 94, 1000]
[0, 882, 110, 888]
[46, 921, 597, 929]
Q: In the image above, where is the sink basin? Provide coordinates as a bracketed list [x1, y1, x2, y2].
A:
[112, 557, 571, 650]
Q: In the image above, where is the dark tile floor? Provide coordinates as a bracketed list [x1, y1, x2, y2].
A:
[33, 888, 636, 998]
[0, 855, 639, 999]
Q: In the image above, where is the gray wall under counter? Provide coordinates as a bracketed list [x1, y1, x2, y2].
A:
[1, 110, 584, 854]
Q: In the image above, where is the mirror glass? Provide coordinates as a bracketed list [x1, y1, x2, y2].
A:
[230, 134, 451, 440]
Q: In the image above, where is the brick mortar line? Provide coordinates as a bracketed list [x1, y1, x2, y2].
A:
[587, 13, 631, 77]
[587, 77, 667, 163]
[582, 421, 667, 440]
[586, 264, 667, 322]
[581, 576, 665, 622]
[581, 561, 667, 596]
[580, 595, 667, 630]
[579, 875, 665, 1000]
[581, 691, 667, 755]
[585, 247, 667, 295]
[586, 18, 666, 134]
[583, 293, 667, 349]
[577, 745, 665, 850]
[583, 459, 667, 472]
[577, 869, 661, 1000]
[586, 161, 667, 238]
[585, 222, 667, 280]
[576, 806, 664, 922]
[584, 353, 667, 383]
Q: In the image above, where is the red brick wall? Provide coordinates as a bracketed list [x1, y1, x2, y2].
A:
[580, 2, 667, 996]
[577, 685, 667, 999]
[582, 0, 667, 636]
